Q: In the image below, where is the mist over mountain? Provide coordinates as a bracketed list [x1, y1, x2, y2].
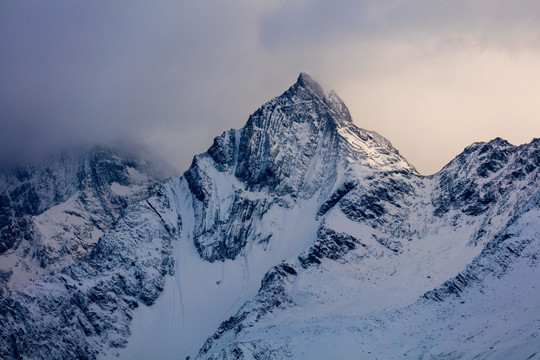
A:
[3, 2, 540, 175]
[0, 74, 539, 360]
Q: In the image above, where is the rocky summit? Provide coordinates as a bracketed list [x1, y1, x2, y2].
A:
[1, 74, 539, 360]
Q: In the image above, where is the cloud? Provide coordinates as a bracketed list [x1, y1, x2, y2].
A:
[256, 0, 540, 173]
[1, 1, 540, 174]
[259, 0, 540, 51]
[0, 1, 276, 167]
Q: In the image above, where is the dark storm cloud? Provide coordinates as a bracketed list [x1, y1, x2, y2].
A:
[0, 1, 275, 168]
[0, 2, 164, 165]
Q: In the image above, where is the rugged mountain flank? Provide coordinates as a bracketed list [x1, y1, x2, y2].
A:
[201, 185, 540, 359]
[0, 147, 170, 297]
[0, 181, 181, 359]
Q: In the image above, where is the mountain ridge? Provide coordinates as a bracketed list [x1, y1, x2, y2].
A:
[0, 73, 538, 360]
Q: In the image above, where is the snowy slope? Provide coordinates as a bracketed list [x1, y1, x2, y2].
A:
[200, 188, 540, 360]
[0, 180, 181, 359]
[1, 73, 539, 360]
[112, 73, 418, 359]
[0, 146, 170, 297]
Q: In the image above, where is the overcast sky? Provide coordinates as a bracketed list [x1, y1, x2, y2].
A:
[2, 1, 540, 174]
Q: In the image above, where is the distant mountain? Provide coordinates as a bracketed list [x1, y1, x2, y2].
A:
[0, 146, 172, 297]
[0, 74, 538, 360]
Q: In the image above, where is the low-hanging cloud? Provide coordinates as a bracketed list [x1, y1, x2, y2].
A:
[2, 1, 540, 174]
[0, 1, 278, 168]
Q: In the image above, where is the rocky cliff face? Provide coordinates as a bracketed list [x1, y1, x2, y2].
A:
[1, 74, 539, 360]
[0, 147, 171, 297]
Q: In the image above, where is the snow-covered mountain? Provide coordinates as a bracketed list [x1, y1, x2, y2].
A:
[0, 74, 538, 360]
[199, 138, 540, 359]
[0, 147, 171, 298]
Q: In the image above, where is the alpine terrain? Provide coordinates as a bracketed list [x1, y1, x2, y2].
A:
[1, 73, 539, 360]
[0, 146, 171, 298]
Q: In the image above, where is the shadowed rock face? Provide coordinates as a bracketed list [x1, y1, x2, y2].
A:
[433, 138, 540, 216]
[1, 74, 539, 360]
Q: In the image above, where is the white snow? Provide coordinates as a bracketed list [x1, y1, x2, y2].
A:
[115, 179, 321, 360]
[126, 166, 149, 182]
[241, 205, 540, 360]
[110, 182, 142, 196]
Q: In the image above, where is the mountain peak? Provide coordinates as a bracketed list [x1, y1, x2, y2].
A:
[291, 73, 352, 123]
[186, 73, 416, 214]
[296, 72, 325, 99]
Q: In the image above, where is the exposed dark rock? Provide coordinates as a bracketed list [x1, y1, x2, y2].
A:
[299, 228, 359, 268]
